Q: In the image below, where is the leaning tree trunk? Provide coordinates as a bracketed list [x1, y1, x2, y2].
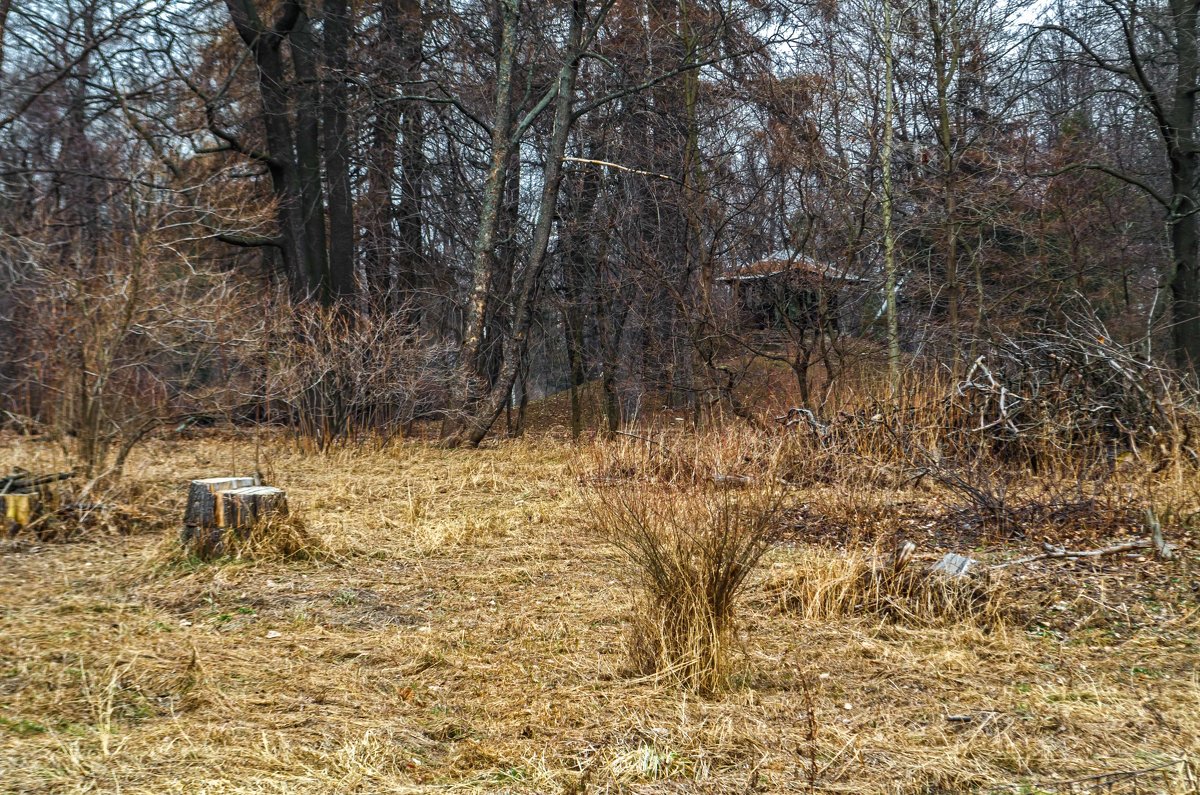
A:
[452, 0, 587, 447]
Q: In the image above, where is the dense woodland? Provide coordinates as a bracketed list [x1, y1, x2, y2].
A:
[1, 0, 1198, 456]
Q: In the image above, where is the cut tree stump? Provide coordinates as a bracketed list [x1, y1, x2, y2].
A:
[183, 477, 254, 527]
[3, 492, 40, 532]
[217, 486, 288, 529]
[182, 476, 265, 557]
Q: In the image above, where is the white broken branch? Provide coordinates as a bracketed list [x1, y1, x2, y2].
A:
[992, 539, 1152, 569]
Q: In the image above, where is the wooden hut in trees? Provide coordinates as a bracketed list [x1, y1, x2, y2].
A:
[717, 253, 863, 335]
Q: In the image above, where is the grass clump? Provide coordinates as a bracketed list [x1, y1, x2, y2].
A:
[177, 512, 323, 563]
[592, 483, 781, 693]
[766, 544, 1007, 628]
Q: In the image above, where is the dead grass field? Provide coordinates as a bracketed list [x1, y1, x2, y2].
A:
[1, 430, 1198, 794]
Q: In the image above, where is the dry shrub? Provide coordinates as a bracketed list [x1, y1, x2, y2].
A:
[268, 304, 459, 450]
[766, 545, 1006, 628]
[2, 471, 174, 544]
[959, 318, 1200, 467]
[29, 502, 167, 543]
[777, 318, 1200, 491]
[177, 513, 322, 563]
[1, 187, 259, 485]
[776, 370, 959, 488]
[578, 425, 784, 487]
[592, 484, 782, 692]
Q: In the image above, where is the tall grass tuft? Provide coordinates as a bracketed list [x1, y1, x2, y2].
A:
[593, 483, 781, 693]
[174, 512, 323, 563]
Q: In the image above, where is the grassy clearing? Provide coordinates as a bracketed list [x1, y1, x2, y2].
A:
[0, 431, 1198, 793]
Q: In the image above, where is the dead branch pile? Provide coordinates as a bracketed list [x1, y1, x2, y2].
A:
[953, 318, 1198, 464]
[777, 316, 1198, 475]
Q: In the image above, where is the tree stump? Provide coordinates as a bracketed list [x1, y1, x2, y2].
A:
[217, 486, 288, 529]
[3, 492, 40, 533]
[182, 481, 287, 558]
[182, 476, 255, 557]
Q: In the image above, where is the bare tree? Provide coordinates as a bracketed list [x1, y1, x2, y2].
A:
[1045, 0, 1200, 371]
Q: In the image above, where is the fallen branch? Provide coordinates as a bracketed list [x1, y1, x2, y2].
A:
[711, 472, 753, 487]
[1145, 508, 1177, 560]
[0, 470, 75, 495]
[992, 539, 1151, 569]
[774, 408, 830, 436]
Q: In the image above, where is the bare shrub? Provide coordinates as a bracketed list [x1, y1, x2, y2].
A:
[267, 304, 459, 449]
[592, 484, 782, 692]
[3, 189, 257, 485]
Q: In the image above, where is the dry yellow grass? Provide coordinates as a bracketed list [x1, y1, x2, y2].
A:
[0, 431, 1198, 793]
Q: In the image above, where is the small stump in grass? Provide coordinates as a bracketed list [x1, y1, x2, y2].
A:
[3, 492, 40, 534]
[182, 477, 288, 559]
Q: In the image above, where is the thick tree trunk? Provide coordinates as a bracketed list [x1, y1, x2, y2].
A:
[1170, 0, 1200, 371]
[290, 11, 332, 302]
[1170, 171, 1200, 370]
[223, 0, 319, 301]
[322, 0, 356, 300]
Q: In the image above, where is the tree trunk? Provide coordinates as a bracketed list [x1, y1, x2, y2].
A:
[561, 160, 601, 439]
[364, 0, 402, 304]
[0, 0, 12, 75]
[396, 0, 425, 314]
[322, 0, 356, 301]
[1170, 0, 1200, 371]
[566, 304, 585, 438]
[451, 0, 588, 447]
[1170, 166, 1200, 370]
[881, 0, 900, 388]
[455, 0, 518, 402]
[289, 10, 332, 302]
[597, 238, 626, 436]
[929, 0, 961, 368]
[223, 0, 318, 300]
